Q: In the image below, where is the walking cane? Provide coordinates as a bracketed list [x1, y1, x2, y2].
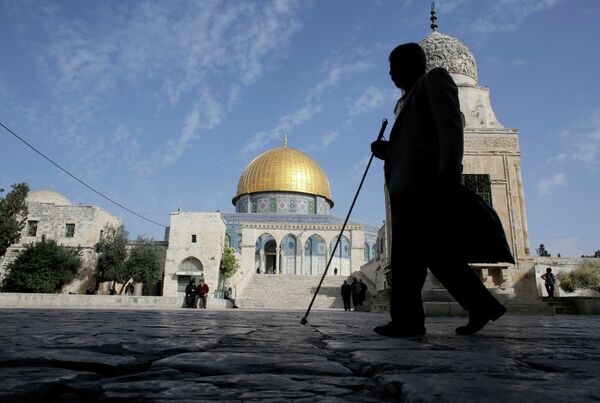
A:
[300, 118, 388, 325]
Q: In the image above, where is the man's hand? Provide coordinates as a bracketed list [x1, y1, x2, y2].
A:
[371, 140, 389, 160]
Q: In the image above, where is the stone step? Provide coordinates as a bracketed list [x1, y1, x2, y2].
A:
[238, 274, 348, 309]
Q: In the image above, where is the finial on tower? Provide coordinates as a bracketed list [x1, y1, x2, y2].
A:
[430, 2, 438, 32]
[283, 133, 288, 147]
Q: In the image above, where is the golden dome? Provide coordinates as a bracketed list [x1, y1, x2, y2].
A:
[234, 146, 333, 206]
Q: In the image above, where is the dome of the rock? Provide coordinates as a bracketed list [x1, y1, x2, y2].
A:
[233, 146, 333, 208]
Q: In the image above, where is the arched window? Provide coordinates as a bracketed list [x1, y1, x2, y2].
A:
[176, 257, 204, 292]
[281, 234, 298, 275]
[364, 242, 370, 261]
[178, 257, 203, 273]
[224, 233, 231, 248]
[329, 235, 351, 276]
[303, 234, 326, 275]
[255, 233, 277, 274]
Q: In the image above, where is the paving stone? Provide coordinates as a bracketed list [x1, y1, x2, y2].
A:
[0, 347, 138, 372]
[1, 309, 599, 402]
[0, 367, 99, 402]
[152, 351, 335, 375]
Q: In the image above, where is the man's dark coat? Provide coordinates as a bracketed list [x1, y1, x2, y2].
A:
[381, 67, 513, 264]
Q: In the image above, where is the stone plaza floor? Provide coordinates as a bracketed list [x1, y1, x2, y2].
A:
[0, 308, 599, 402]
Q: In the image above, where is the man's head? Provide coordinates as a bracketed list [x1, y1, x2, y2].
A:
[546, 268, 552, 273]
[389, 43, 427, 91]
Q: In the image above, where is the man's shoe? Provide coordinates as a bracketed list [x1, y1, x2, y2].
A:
[373, 322, 426, 338]
[455, 306, 507, 335]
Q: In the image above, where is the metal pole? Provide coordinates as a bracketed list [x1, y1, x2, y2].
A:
[301, 118, 388, 325]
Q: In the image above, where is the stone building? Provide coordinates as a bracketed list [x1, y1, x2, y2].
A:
[0, 190, 121, 293]
[367, 17, 538, 305]
[162, 142, 379, 307]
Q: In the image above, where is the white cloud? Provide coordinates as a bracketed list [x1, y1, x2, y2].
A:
[321, 131, 339, 147]
[551, 108, 600, 170]
[352, 156, 371, 179]
[348, 86, 394, 117]
[436, 0, 470, 13]
[23, 0, 303, 174]
[306, 131, 340, 152]
[469, 0, 562, 33]
[537, 173, 566, 194]
[241, 55, 373, 155]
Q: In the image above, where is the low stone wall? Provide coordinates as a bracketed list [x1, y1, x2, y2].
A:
[0, 293, 230, 309]
[573, 297, 600, 315]
[535, 257, 600, 298]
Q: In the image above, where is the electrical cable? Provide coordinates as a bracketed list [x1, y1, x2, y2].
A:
[0, 121, 167, 228]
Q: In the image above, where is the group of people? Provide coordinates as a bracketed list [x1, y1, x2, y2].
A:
[341, 278, 367, 311]
[184, 280, 210, 309]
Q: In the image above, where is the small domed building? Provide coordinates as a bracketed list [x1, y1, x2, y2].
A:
[0, 190, 121, 292]
[162, 142, 379, 307]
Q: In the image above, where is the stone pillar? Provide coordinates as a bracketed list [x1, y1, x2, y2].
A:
[275, 247, 280, 274]
[260, 251, 265, 274]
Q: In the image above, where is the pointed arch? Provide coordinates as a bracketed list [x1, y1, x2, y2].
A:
[280, 234, 299, 275]
[255, 233, 277, 274]
[330, 235, 351, 276]
[303, 234, 326, 275]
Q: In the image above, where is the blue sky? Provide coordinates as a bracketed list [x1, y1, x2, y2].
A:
[1, 0, 599, 257]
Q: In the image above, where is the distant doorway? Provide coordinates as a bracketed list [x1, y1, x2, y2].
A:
[265, 240, 277, 274]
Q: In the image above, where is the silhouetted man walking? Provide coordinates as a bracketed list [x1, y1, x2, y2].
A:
[371, 43, 513, 337]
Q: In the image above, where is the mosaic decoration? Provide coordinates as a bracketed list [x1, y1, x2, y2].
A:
[281, 234, 298, 274]
[303, 234, 326, 275]
[225, 224, 244, 252]
[222, 213, 379, 236]
[235, 192, 331, 215]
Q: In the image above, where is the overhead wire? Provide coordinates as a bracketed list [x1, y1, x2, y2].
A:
[0, 121, 167, 228]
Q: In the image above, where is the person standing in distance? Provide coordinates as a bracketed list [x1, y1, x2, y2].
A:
[371, 43, 512, 337]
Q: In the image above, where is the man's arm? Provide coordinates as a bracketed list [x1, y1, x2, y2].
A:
[424, 68, 464, 184]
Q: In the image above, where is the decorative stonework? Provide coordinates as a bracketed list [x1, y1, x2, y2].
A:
[465, 136, 518, 150]
[419, 31, 478, 83]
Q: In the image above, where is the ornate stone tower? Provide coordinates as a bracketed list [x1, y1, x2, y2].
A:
[381, 8, 537, 303]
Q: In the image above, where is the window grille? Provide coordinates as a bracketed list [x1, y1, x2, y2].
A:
[27, 221, 38, 237]
[65, 223, 75, 237]
[462, 174, 492, 206]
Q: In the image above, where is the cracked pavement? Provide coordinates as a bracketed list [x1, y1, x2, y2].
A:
[1, 309, 599, 402]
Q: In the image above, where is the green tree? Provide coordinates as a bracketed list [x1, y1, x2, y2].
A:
[557, 260, 600, 294]
[594, 250, 600, 258]
[95, 224, 128, 291]
[1, 238, 82, 293]
[0, 183, 29, 257]
[220, 247, 239, 280]
[125, 236, 165, 288]
[536, 243, 550, 257]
